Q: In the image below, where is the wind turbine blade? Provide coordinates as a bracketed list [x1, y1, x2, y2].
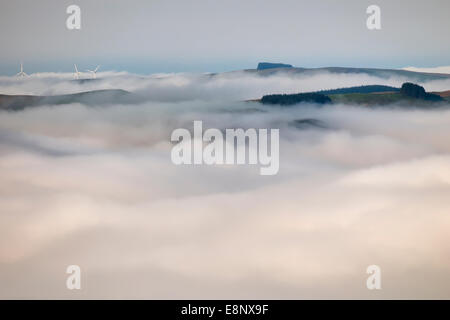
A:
[94, 65, 100, 72]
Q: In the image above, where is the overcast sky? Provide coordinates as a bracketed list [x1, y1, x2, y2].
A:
[1, 0, 449, 75]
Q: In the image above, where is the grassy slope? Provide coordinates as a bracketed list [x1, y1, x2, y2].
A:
[329, 92, 403, 104]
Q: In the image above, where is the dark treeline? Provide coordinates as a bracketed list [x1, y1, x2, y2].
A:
[261, 92, 332, 106]
[400, 83, 443, 101]
[257, 62, 293, 70]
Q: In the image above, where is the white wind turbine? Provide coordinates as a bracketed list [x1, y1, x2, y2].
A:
[74, 64, 82, 79]
[86, 65, 100, 79]
[15, 62, 28, 77]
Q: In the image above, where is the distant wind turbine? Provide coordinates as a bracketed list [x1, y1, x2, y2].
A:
[15, 62, 28, 77]
[86, 65, 100, 79]
[74, 64, 82, 79]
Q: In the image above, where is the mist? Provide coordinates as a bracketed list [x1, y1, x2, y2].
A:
[1, 71, 450, 299]
[2, 70, 450, 101]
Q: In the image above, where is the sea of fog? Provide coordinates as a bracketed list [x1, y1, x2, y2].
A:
[0, 71, 450, 298]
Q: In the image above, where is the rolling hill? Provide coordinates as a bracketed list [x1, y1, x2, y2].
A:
[238, 66, 450, 82]
[0, 89, 131, 111]
[258, 83, 449, 107]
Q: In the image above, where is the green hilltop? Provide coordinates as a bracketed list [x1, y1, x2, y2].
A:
[259, 83, 449, 107]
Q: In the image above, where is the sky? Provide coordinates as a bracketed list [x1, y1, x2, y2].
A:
[0, 0, 449, 75]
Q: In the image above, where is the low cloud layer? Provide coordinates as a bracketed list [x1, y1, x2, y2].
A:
[2, 70, 450, 101]
[403, 66, 450, 74]
[1, 72, 450, 298]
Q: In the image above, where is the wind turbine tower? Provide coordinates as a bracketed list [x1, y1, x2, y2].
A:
[86, 65, 100, 79]
[74, 64, 82, 79]
[15, 62, 28, 77]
